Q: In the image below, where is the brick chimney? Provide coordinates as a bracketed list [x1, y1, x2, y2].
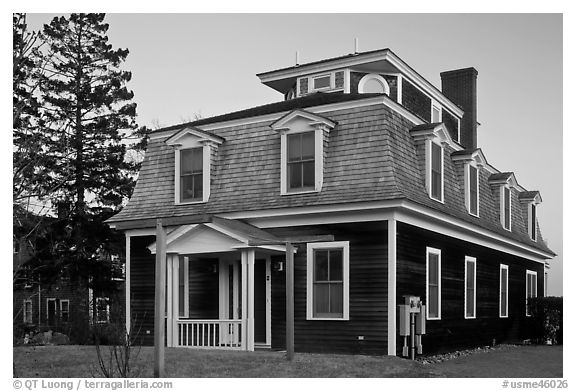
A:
[440, 67, 478, 149]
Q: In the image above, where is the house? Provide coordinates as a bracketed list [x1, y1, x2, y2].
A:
[107, 48, 555, 355]
[13, 208, 125, 343]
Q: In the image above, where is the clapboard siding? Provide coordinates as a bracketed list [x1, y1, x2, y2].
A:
[266, 221, 388, 354]
[129, 235, 156, 346]
[396, 222, 544, 355]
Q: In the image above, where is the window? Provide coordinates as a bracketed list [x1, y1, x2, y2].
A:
[180, 147, 203, 202]
[544, 270, 548, 297]
[500, 265, 509, 318]
[426, 247, 441, 320]
[60, 300, 70, 322]
[287, 132, 315, 191]
[46, 298, 56, 325]
[23, 300, 32, 324]
[529, 203, 537, 241]
[358, 74, 390, 95]
[432, 103, 441, 123]
[272, 110, 335, 195]
[95, 297, 110, 324]
[467, 164, 479, 216]
[526, 271, 537, 316]
[502, 186, 511, 230]
[430, 142, 444, 202]
[313, 75, 331, 90]
[306, 241, 349, 320]
[464, 256, 476, 319]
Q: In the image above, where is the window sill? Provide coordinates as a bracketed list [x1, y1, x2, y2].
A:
[429, 196, 444, 204]
[176, 199, 207, 205]
[306, 317, 349, 321]
[427, 316, 441, 321]
[499, 315, 509, 319]
[464, 316, 476, 320]
[281, 189, 319, 196]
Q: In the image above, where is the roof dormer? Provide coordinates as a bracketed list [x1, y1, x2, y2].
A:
[452, 149, 487, 217]
[488, 172, 519, 231]
[165, 127, 224, 205]
[270, 109, 336, 195]
[519, 191, 542, 242]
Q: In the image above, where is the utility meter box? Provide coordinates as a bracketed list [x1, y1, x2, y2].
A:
[398, 305, 410, 336]
[415, 304, 426, 335]
[403, 295, 422, 313]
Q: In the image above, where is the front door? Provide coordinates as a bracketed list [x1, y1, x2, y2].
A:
[254, 260, 267, 344]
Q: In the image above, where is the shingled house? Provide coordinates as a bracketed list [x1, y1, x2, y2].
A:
[107, 48, 555, 355]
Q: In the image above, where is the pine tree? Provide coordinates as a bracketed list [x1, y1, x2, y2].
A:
[38, 13, 145, 283]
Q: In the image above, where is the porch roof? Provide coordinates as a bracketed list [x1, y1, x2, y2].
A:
[147, 217, 288, 255]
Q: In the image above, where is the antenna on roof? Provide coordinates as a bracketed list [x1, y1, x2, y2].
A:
[295, 51, 300, 67]
[354, 38, 359, 55]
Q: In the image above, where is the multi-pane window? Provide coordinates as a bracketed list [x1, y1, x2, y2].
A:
[500, 265, 509, 318]
[287, 132, 315, 190]
[526, 271, 537, 316]
[180, 148, 203, 202]
[469, 165, 479, 216]
[60, 300, 70, 322]
[430, 142, 443, 201]
[23, 300, 32, 323]
[503, 186, 511, 230]
[464, 257, 476, 319]
[426, 247, 441, 319]
[307, 242, 349, 320]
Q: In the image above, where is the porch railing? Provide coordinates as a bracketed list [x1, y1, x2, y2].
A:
[176, 319, 243, 349]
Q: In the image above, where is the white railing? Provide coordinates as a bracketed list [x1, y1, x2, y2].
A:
[176, 319, 243, 349]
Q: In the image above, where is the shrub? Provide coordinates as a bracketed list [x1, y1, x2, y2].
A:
[527, 296, 562, 344]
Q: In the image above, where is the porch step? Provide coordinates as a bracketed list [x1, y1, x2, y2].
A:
[255, 343, 271, 350]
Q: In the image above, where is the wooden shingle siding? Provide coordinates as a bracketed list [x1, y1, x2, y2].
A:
[396, 222, 543, 355]
[402, 78, 431, 121]
[266, 222, 388, 354]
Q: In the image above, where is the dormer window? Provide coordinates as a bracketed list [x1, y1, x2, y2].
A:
[180, 147, 204, 202]
[467, 164, 479, 216]
[287, 132, 315, 191]
[165, 126, 225, 205]
[430, 141, 444, 202]
[529, 203, 537, 241]
[271, 109, 336, 196]
[502, 186, 511, 231]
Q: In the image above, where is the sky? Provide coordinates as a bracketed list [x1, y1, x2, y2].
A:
[22, 13, 564, 296]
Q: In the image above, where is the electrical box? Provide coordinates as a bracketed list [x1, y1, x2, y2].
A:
[415, 304, 426, 335]
[398, 305, 410, 336]
[403, 295, 422, 313]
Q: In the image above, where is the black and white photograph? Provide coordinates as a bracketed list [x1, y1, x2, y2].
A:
[11, 10, 565, 384]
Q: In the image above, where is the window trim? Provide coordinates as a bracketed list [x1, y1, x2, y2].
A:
[499, 264, 509, 318]
[427, 140, 444, 203]
[464, 256, 477, 319]
[306, 241, 350, 321]
[358, 73, 390, 95]
[23, 299, 33, 324]
[426, 247, 442, 320]
[46, 298, 56, 323]
[174, 144, 211, 205]
[280, 128, 324, 195]
[526, 270, 537, 317]
[465, 163, 480, 217]
[286, 131, 316, 192]
[501, 185, 512, 231]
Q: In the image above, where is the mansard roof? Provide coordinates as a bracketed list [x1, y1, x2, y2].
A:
[109, 98, 553, 257]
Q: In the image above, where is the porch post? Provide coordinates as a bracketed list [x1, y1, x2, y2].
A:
[241, 252, 248, 350]
[247, 249, 255, 351]
[171, 254, 179, 348]
[166, 254, 173, 347]
[154, 219, 166, 378]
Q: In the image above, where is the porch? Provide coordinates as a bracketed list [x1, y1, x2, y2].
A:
[147, 218, 285, 351]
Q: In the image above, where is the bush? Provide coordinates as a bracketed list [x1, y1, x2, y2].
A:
[527, 296, 562, 344]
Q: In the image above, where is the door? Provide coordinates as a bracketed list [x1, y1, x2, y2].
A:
[254, 260, 267, 344]
[47, 298, 57, 327]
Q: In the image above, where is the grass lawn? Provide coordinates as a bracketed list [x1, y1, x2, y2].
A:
[13, 345, 562, 378]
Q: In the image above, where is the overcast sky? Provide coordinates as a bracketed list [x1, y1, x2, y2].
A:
[24, 13, 564, 295]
